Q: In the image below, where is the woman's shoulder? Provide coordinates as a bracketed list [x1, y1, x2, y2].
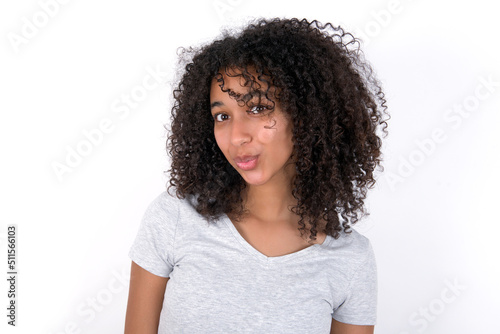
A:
[144, 190, 199, 217]
[326, 227, 375, 261]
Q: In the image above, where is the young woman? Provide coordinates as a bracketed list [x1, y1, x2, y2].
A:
[125, 18, 388, 334]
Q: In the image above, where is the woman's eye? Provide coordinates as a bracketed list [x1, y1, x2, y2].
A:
[248, 105, 269, 114]
[213, 113, 228, 122]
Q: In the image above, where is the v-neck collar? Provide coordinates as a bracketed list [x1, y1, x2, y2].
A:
[222, 214, 332, 265]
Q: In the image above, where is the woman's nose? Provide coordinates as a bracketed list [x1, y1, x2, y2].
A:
[230, 118, 252, 146]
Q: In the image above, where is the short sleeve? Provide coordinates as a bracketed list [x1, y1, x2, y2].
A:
[128, 191, 179, 278]
[332, 241, 378, 325]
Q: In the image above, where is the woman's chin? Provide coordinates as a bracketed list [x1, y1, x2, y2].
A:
[241, 174, 268, 187]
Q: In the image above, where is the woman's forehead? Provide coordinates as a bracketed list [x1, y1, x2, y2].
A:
[214, 67, 268, 89]
[210, 67, 278, 102]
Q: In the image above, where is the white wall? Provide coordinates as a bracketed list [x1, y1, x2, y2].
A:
[1, 0, 498, 333]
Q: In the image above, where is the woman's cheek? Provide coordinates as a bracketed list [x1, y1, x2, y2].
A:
[258, 126, 277, 143]
[214, 131, 230, 159]
[258, 117, 282, 143]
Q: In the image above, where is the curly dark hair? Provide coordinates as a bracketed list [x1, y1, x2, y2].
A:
[166, 17, 388, 241]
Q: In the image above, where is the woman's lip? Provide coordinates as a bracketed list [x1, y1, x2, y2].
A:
[234, 155, 259, 170]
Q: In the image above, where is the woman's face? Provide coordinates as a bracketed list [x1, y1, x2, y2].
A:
[209, 70, 295, 188]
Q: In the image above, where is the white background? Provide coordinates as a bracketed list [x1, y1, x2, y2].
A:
[1, 0, 499, 333]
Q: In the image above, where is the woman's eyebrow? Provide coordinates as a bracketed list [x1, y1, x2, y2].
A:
[210, 101, 224, 109]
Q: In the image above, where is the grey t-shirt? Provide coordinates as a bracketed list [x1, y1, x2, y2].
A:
[129, 191, 377, 333]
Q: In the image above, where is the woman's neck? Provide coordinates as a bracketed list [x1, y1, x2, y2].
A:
[242, 173, 298, 225]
